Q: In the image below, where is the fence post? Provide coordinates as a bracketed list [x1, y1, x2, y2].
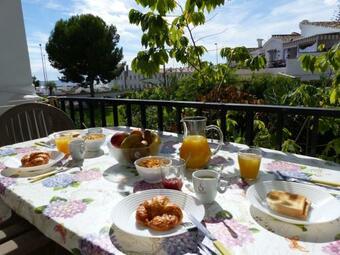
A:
[245, 111, 254, 146]
[276, 112, 284, 151]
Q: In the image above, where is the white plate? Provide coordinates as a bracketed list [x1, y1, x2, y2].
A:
[112, 189, 205, 238]
[3, 151, 64, 175]
[246, 180, 340, 225]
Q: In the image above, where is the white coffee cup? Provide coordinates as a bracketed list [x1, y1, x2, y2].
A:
[69, 139, 86, 161]
[192, 170, 226, 204]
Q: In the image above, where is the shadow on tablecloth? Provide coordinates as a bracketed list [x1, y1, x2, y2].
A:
[249, 206, 340, 243]
[103, 164, 139, 195]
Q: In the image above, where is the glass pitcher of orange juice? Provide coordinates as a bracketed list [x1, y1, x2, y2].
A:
[179, 116, 223, 169]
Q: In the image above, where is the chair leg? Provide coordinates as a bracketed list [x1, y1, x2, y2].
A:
[0, 229, 51, 255]
[0, 220, 31, 244]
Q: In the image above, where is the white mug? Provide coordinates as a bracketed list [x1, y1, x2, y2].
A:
[192, 170, 226, 204]
[69, 139, 86, 161]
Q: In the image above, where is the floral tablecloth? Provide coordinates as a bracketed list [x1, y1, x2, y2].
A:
[0, 127, 339, 255]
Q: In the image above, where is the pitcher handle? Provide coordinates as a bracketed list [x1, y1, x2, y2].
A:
[205, 125, 224, 156]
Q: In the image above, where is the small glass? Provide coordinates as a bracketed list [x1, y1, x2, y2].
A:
[238, 147, 262, 181]
[55, 135, 74, 154]
[161, 158, 185, 191]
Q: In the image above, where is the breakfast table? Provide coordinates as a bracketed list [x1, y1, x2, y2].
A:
[0, 127, 339, 255]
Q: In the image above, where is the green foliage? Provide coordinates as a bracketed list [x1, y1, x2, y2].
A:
[129, 0, 266, 89]
[253, 119, 272, 148]
[46, 14, 124, 96]
[242, 74, 300, 104]
[32, 76, 40, 88]
[321, 138, 340, 163]
[220, 47, 266, 70]
[282, 139, 302, 154]
[122, 70, 339, 162]
[45, 81, 57, 96]
[299, 43, 340, 104]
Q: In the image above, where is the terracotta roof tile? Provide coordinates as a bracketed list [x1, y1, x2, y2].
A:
[300, 20, 340, 28]
[271, 33, 302, 42]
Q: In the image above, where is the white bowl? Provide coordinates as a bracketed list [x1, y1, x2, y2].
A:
[83, 133, 106, 151]
[134, 156, 172, 183]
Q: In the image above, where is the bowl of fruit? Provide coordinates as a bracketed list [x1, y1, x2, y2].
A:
[107, 129, 161, 166]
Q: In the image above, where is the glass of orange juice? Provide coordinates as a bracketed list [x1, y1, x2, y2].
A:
[238, 147, 262, 181]
[55, 135, 73, 154]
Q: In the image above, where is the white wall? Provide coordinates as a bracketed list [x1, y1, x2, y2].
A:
[285, 59, 324, 80]
[236, 67, 286, 78]
[112, 70, 192, 90]
[0, 0, 33, 112]
[300, 24, 340, 37]
[262, 38, 284, 64]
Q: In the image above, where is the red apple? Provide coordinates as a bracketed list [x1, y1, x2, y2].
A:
[110, 132, 128, 148]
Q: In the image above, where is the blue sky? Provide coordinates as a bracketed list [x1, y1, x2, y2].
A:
[22, 0, 338, 81]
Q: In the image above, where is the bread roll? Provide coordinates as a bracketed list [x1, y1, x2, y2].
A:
[266, 190, 311, 220]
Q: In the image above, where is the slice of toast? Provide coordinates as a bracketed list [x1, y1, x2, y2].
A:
[266, 190, 311, 220]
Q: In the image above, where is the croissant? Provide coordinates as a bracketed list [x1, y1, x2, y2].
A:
[136, 195, 183, 231]
[21, 152, 51, 167]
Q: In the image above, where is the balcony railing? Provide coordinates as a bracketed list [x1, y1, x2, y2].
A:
[55, 96, 340, 157]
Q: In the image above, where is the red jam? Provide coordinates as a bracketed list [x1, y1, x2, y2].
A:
[162, 178, 183, 191]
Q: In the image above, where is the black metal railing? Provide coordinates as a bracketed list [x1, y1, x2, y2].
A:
[56, 96, 340, 156]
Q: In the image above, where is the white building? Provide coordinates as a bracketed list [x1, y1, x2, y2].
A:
[250, 20, 340, 80]
[111, 66, 194, 90]
[0, 0, 35, 113]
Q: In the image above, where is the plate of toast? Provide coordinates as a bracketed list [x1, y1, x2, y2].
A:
[246, 181, 340, 224]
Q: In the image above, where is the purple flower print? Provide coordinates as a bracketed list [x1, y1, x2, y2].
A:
[0, 162, 5, 171]
[0, 177, 16, 194]
[278, 170, 310, 180]
[265, 161, 301, 172]
[161, 231, 204, 255]
[74, 169, 102, 182]
[42, 174, 75, 188]
[80, 233, 120, 255]
[205, 219, 254, 247]
[0, 148, 16, 157]
[15, 147, 37, 154]
[322, 241, 340, 255]
[44, 200, 87, 218]
[160, 140, 177, 154]
[133, 180, 164, 193]
[226, 177, 249, 191]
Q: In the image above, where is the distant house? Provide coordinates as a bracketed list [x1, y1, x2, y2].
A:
[250, 20, 340, 80]
[251, 33, 301, 67]
[111, 66, 194, 91]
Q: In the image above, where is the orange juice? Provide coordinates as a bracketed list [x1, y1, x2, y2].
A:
[55, 136, 72, 154]
[179, 135, 211, 169]
[238, 153, 261, 180]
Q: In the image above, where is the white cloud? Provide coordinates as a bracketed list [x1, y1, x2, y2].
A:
[70, 0, 134, 34]
[324, 0, 338, 6]
[45, 0, 64, 10]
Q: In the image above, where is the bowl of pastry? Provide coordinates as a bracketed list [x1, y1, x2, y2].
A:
[134, 156, 171, 183]
[83, 133, 106, 152]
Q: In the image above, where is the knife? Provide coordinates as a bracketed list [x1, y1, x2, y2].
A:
[187, 213, 231, 255]
[277, 171, 340, 187]
[276, 171, 340, 190]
